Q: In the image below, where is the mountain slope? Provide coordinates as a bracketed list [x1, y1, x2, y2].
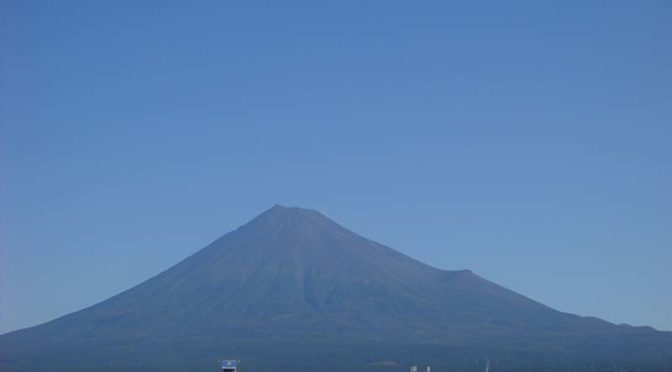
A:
[1, 205, 671, 371]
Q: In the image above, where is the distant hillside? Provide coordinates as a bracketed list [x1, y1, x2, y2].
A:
[1, 205, 671, 371]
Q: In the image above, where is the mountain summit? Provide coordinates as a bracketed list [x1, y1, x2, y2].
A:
[1, 206, 671, 371]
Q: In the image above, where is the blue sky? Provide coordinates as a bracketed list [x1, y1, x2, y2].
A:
[1, 0, 670, 334]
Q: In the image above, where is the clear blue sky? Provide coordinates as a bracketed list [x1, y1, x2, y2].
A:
[1, 0, 670, 334]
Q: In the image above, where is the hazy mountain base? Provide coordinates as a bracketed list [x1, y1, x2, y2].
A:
[2, 336, 672, 372]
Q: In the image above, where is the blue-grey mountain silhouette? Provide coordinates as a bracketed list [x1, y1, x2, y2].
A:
[1, 206, 670, 371]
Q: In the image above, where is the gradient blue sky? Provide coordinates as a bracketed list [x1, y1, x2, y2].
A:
[1, 0, 670, 334]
